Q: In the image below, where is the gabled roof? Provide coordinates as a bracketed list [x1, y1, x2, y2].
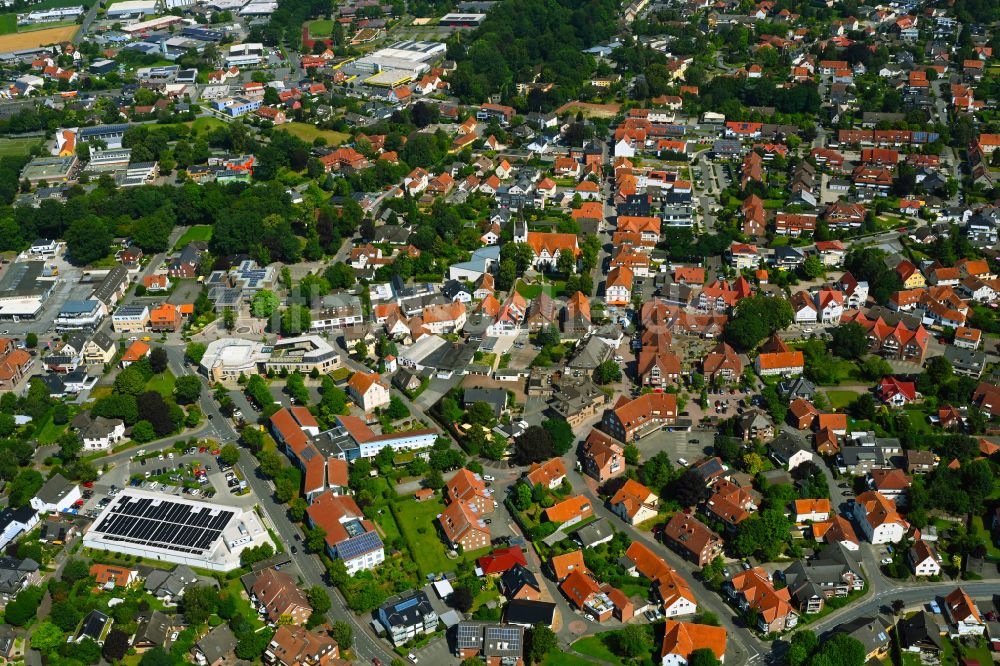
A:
[544, 496, 591, 523]
[559, 569, 600, 608]
[478, 547, 527, 575]
[660, 621, 727, 661]
[551, 550, 586, 580]
[526, 458, 567, 488]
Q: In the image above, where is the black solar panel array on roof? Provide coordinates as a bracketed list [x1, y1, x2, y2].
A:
[93, 495, 235, 555]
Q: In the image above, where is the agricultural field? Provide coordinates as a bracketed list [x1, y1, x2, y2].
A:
[553, 100, 621, 118]
[0, 24, 78, 50]
[279, 122, 349, 146]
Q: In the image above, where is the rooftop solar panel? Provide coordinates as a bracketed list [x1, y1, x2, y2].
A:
[338, 530, 383, 561]
[92, 495, 235, 555]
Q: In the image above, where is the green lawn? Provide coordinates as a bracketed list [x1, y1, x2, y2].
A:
[902, 408, 932, 434]
[173, 225, 213, 250]
[394, 498, 455, 576]
[956, 640, 992, 665]
[0, 137, 40, 157]
[223, 579, 264, 630]
[184, 116, 229, 135]
[0, 15, 16, 36]
[572, 635, 623, 664]
[393, 498, 489, 576]
[825, 389, 859, 410]
[371, 505, 401, 542]
[543, 654, 597, 666]
[307, 18, 334, 37]
[970, 515, 1000, 560]
[515, 280, 543, 299]
[37, 417, 68, 444]
[280, 122, 349, 146]
[145, 370, 176, 398]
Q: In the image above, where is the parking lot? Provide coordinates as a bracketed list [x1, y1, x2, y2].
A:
[639, 428, 717, 466]
[77, 448, 253, 519]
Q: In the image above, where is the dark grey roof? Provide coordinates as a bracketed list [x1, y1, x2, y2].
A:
[463, 388, 507, 417]
[834, 615, 892, 655]
[574, 519, 612, 548]
[0, 507, 37, 534]
[134, 611, 178, 647]
[92, 266, 129, 304]
[769, 432, 811, 462]
[196, 624, 236, 663]
[898, 611, 943, 651]
[34, 473, 75, 506]
[89, 330, 115, 352]
[503, 599, 555, 627]
[77, 610, 110, 641]
[500, 564, 539, 597]
[379, 590, 434, 629]
[0, 557, 39, 595]
[78, 415, 123, 439]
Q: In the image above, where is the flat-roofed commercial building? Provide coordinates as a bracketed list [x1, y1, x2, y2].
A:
[20, 155, 78, 186]
[199, 335, 340, 383]
[0, 261, 55, 321]
[83, 490, 272, 571]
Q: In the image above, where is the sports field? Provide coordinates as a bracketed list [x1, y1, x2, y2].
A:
[0, 15, 16, 35]
[0, 24, 78, 50]
[0, 137, 41, 157]
[307, 19, 334, 38]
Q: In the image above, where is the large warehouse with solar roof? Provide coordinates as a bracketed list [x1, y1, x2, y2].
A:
[82, 490, 272, 571]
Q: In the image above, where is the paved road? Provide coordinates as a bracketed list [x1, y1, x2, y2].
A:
[808, 580, 1000, 636]
[234, 445, 396, 664]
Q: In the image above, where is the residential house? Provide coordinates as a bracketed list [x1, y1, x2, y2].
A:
[852, 491, 908, 544]
[726, 567, 798, 633]
[377, 590, 438, 646]
[525, 459, 567, 490]
[662, 512, 723, 567]
[793, 499, 830, 523]
[581, 430, 625, 483]
[781, 544, 865, 614]
[477, 547, 527, 577]
[550, 550, 586, 581]
[346, 371, 390, 413]
[454, 622, 524, 665]
[440, 499, 491, 551]
[702, 343, 742, 383]
[192, 624, 237, 666]
[78, 415, 125, 451]
[264, 625, 339, 666]
[908, 540, 941, 577]
[544, 496, 593, 527]
[660, 622, 727, 666]
[446, 468, 495, 515]
[610, 479, 659, 526]
[305, 491, 385, 574]
[943, 587, 984, 637]
[500, 564, 542, 601]
[90, 563, 138, 589]
[769, 433, 815, 470]
[252, 568, 312, 625]
[898, 611, 944, 656]
[833, 615, 893, 662]
[602, 393, 678, 442]
[756, 351, 804, 377]
[559, 570, 615, 621]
